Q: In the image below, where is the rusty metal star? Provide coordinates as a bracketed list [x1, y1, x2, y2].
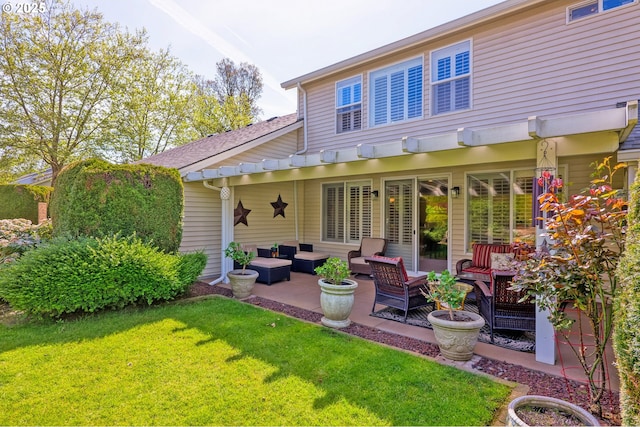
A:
[234, 200, 251, 226]
[271, 194, 288, 218]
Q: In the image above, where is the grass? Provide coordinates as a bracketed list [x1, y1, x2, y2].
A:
[0, 296, 512, 425]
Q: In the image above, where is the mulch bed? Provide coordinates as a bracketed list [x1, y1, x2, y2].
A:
[187, 281, 621, 425]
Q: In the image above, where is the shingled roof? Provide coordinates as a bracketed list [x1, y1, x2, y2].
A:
[139, 113, 300, 170]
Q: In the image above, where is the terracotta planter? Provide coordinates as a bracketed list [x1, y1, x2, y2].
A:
[317, 278, 358, 328]
[227, 269, 259, 299]
[427, 309, 484, 361]
[507, 395, 600, 427]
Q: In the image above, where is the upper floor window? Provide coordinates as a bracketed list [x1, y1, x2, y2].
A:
[368, 58, 423, 127]
[568, 0, 636, 21]
[336, 76, 362, 133]
[431, 40, 471, 115]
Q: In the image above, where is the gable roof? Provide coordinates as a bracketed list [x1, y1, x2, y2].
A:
[139, 113, 301, 171]
[281, 0, 544, 89]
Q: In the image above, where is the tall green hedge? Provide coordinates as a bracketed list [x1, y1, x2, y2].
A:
[50, 159, 183, 253]
[614, 173, 640, 425]
[0, 184, 52, 223]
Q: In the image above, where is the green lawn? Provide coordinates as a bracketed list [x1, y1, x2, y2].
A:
[0, 296, 512, 425]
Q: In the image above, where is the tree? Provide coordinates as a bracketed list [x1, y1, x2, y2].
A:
[0, 0, 147, 185]
[191, 74, 253, 137]
[190, 58, 263, 137]
[104, 48, 197, 162]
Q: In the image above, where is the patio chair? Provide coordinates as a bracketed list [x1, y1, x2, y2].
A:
[366, 256, 431, 322]
[348, 237, 388, 277]
[475, 270, 536, 342]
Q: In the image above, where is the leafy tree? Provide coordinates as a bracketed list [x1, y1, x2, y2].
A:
[191, 73, 254, 137]
[104, 48, 197, 162]
[212, 58, 263, 119]
[0, 0, 147, 185]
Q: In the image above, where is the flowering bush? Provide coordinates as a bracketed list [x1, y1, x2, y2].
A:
[0, 218, 52, 264]
[511, 157, 627, 416]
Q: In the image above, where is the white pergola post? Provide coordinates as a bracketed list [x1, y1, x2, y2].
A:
[535, 140, 557, 365]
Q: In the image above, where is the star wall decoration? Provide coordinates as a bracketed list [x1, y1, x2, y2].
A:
[234, 200, 251, 226]
[271, 194, 288, 218]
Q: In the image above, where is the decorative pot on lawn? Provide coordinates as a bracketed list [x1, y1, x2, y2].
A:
[507, 395, 600, 427]
[317, 278, 358, 328]
[427, 309, 484, 361]
[227, 269, 259, 299]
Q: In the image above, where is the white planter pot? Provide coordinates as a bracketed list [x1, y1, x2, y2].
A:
[317, 278, 358, 328]
[427, 309, 485, 361]
[507, 395, 600, 427]
[227, 269, 259, 299]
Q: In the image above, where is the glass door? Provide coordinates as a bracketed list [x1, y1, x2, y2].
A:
[418, 178, 449, 273]
[384, 179, 414, 270]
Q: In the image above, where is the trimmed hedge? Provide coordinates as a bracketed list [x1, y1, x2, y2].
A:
[0, 235, 207, 317]
[615, 175, 640, 426]
[0, 184, 52, 223]
[50, 159, 183, 253]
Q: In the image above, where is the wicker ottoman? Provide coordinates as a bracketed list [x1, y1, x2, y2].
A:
[246, 257, 292, 285]
[292, 252, 329, 274]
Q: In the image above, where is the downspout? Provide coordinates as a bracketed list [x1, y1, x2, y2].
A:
[295, 82, 308, 155]
[203, 179, 231, 285]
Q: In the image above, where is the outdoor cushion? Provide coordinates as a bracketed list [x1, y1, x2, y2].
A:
[360, 237, 387, 257]
[491, 252, 515, 271]
[294, 252, 329, 261]
[250, 258, 292, 268]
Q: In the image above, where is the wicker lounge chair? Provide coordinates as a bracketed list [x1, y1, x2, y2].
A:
[348, 237, 388, 277]
[366, 256, 431, 322]
[475, 270, 536, 342]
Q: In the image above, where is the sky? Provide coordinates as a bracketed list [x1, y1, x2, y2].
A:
[65, 0, 505, 120]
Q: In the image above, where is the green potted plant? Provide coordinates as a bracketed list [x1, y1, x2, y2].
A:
[314, 257, 358, 328]
[510, 157, 626, 418]
[423, 269, 484, 361]
[270, 242, 278, 258]
[224, 241, 258, 299]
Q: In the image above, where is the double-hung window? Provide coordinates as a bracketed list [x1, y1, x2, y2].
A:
[368, 58, 423, 127]
[322, 181, 372, 244]
[336, 76, 362, 133]
[568, 0, 636, 21]
[431, 40, 471, 115]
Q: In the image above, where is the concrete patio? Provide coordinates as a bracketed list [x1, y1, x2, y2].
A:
[211, 271, 620, 393]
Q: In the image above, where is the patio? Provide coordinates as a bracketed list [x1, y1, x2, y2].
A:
[211, 271, 620, 394]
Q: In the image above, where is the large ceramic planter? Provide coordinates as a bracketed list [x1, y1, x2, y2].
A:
[507, 395, 600, 427]
[227, 269, 259, 299]
[317, 278, 358, 328]
[427, 309, 485, 361]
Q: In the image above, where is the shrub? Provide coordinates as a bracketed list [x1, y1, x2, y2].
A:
[0, 235, 207, 317]
[0, 184, 52, 223]
[0, 218, 52, 264]
[50, 159, 183, 253]
[614, 174, 640, 426]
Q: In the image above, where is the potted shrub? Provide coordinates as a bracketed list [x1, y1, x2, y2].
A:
[510, 157, 626, 418]
[224, 242, 258, 299]
[314, 257, 358, 328]
[423, 269, 484, 361]
[270, 243, 278, 258]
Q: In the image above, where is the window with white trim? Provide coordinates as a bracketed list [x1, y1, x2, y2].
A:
[431, 40, 471, 115]
[336, 76, 362, 133]
[568, 0, 636, 21]
[368, 58, 423, 127]
[322, 181, 372, 243]
[466, 169, 566, 250]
